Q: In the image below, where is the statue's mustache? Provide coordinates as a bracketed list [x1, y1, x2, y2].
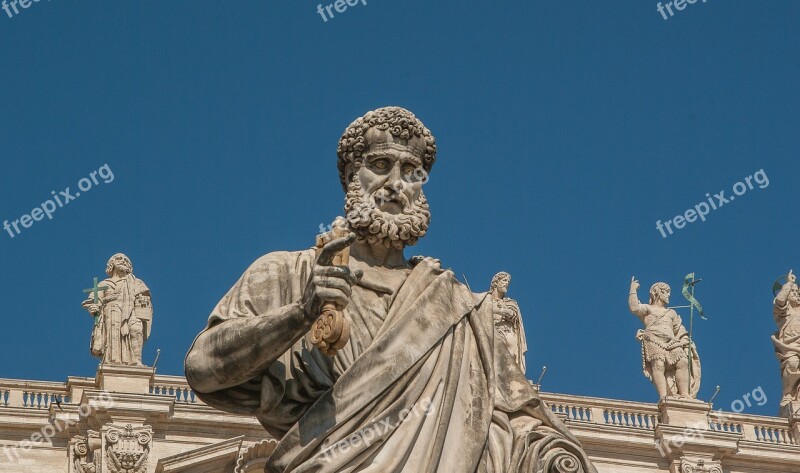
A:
[373, 187, 411, 210]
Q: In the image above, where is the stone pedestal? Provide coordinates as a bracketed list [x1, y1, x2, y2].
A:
[96, 364, 154, 395]
[655, 397, 739, 472]
[659, 397, 710, 429]
[787, 400, 800, 440]
[779, 398, 800, 419]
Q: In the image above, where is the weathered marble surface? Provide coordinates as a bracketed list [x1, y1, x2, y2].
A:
[491, 272, 527, 374]
[629, 278, 701, 401]
[81, 254, 152, 366]
[773, 270, 800, 413]
[185, 107, 597, 472]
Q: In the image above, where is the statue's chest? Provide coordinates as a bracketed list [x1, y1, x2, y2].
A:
[644, 313, 673, 332]
[781, 313, 800, 336]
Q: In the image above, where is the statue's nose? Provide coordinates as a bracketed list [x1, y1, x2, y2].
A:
[387, 164, 403, 184]
[385, 167, 406, 193]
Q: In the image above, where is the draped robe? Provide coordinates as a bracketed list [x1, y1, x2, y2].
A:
[493, 297, 527, 374]
[91, 274, 150, 365]
[772, 297, 800, 399]
[189, 250, 596, 473]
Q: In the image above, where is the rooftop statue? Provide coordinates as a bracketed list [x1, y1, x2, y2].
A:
[629, 277, 701, 400]
[772, 269, 800, 412]
[81, 253, 152, 366]
[490, 272, 527, 374]
[185, 107, 597, 473]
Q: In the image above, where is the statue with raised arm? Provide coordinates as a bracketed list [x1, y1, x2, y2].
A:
[772, 269, 800, 409]
[490, 272, 527, 373]
[81, 253, 152, 366]
[629, 277, 700, 400]
[184, 107, 597, 472]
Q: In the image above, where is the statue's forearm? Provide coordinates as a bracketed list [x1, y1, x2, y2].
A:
[777, 284, 793, 305]
[628, 294, 641, 313]
[186, 301, 313, 393]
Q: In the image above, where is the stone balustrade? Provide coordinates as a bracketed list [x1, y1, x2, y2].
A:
[2, 375, 800, 471]
[150, 374, 203, 404]
[0, 375, 794, 450]
[0, 374, 204, 408]
[539, 390, 800, 453]
[725, 412, 798, 445]
[0, 379, 70, 409]
[541, 391, 661, 430]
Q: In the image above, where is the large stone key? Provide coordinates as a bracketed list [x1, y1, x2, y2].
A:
[308, 220, 352, 356]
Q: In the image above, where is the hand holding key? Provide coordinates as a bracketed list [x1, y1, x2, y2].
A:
[303, 232, 362, 355]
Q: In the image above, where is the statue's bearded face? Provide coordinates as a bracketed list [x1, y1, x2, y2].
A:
[659, 287, 671, 304]
[789, 285, 800, 306]
[492, 273, 511, 296]
[344, 129, 431, 249]
[107, 255, 132, 277]
[498, 277, 510, 294]
[649, 283, 671, 305]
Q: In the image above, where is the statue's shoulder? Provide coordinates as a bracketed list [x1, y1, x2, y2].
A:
[409, 255, 441, 268]
[638, 303, 657, 314]
[131, 276, 150, 294]
[246, 248, 316, 274]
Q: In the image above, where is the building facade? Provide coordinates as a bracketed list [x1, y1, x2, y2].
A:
[1, 365, 799, 472]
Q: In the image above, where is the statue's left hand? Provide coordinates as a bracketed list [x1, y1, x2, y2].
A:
[499, 308, 516, 322]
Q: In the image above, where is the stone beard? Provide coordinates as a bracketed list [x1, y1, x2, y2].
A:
[185, 106, 597, 473]
[344, 172, 430, 250]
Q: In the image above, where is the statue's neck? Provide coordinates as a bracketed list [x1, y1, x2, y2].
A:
[350, 240, 408, 269]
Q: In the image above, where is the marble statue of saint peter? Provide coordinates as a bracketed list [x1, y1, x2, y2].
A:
[185, 107, 596, 473]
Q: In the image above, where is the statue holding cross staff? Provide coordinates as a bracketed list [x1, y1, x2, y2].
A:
[628, 275, 703, 400]
[81, 253, 153, 366]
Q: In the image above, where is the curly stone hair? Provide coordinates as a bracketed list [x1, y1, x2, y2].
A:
[337, 107, 437, 191]
[106, 253, 133, 277]
[490, 272, 511, 290]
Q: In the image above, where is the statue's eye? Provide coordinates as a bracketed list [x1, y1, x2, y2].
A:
[372, 159, 389, 170]
[402, 164, 415, 175]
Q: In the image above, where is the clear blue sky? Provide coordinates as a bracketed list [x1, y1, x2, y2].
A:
[1, 1, 798, 417]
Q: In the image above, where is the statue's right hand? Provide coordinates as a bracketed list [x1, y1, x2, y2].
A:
[630, 276, 640, 293]
[301, 234, 363, 319]
[85, 303, 100, 315]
